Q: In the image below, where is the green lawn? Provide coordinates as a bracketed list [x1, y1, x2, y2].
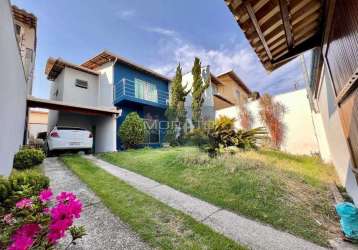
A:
[61, 156, 246, 250]
[99, 147, 339, 246]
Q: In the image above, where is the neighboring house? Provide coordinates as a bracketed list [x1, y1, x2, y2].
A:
[215, 70, 252, 108]
[224, 0, 358, 203]
[0, 0, 28, 176]
[28, 108, 48, 143]
[12, 5, 37, 95]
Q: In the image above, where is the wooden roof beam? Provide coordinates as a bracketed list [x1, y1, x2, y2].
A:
[278, 0, 293, 49]
[244, 1, 273, 60]
[271, 34, 320, 65]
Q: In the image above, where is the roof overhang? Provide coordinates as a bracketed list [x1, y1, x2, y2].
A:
[12, 5, 37, 29]
[216, 70, 252, 94]
[45, 57, 99, 81]
[225, 0, 324, 71]
[213, 94, 235, 110]
[27, 96, 120, 117]
[81, 51, 171, 82]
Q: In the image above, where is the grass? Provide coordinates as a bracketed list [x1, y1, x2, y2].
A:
[61, 155, 246, 250]
[99, 147, 340, 246]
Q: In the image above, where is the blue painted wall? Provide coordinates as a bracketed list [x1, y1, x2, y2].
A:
[113, 62, 170, 150]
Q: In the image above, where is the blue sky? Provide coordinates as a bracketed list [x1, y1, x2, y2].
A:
[12, 0, 309, 98]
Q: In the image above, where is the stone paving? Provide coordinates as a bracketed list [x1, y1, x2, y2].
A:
[43, 157, 151, 250]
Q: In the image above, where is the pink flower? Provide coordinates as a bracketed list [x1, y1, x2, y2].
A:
[3, 213, 14, 225]
[39, 188, 53, 203]
[47, 192, 82, 244]
[8, 224, 40, 250]
[15, 198, 32, 209]
[56, 192, 76, 204]
[43, 207, 50, 214]
[8, 236, 33, 250]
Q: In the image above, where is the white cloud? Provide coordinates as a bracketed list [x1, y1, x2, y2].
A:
[115, 9, 136, 20]
[146, 26, 306, 95]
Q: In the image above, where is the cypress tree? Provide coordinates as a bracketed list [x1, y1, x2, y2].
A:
[165, 64, 189, 144]
[191, 57, 209, 128]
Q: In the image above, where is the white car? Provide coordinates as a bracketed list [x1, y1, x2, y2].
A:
[45, 126, 93, 155]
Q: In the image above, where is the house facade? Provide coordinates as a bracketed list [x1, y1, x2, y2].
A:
[81, 51, 171, 148]
[44, 51, 170, 151]
[215, 70, 252, 108]
[12, 5, 37, 95]
[28, 108, 48, 143]
[224, 0, 358, 203]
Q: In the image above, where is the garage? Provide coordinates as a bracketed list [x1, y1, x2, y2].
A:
[27, 96, 120, 153]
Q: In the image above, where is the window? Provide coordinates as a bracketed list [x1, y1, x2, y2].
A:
[134, 78, 158, 102]
[25, 48, 33, 62]
[15, 24, 21, 35]
[235, 90, 241, 101]
[75, 79, 88, 89]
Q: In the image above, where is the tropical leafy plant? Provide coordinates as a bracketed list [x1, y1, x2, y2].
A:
[206, 116, 266, 157]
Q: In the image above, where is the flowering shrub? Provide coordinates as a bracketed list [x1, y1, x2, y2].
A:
[0, 188, 86, 250]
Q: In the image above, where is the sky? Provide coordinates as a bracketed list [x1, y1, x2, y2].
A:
[12, 0, 310, 99]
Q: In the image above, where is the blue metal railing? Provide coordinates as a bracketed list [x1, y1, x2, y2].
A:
[114, 78, 169, 107]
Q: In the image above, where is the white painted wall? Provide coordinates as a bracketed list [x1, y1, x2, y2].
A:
[316, 65, 358, 204]
[62, 67, 99, 107]
[95, 116, 117, 152]
[216, 89, 327, 156]
[97, 62, 114, 108]
[0, 0, 27, 176]
[182, 66, 215, 124]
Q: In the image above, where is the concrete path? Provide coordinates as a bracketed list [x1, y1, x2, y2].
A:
[84, 155, 327, 250]
[42, 157, 151, 250]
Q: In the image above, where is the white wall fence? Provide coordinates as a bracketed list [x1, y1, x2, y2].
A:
[216, 89, 332, 161]
[0, 0, 27, 176]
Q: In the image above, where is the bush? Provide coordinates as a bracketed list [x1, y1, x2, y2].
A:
[184, 128, 209, 147]
[0, 170, 49, 210]
[13, 148, 45, 170]
[119, 112, 146, 149]
[207, 116, 267, 157]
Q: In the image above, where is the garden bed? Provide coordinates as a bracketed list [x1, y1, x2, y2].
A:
[99, 147, 340, 246]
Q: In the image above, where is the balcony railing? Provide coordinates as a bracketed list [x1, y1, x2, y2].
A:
[114, 78, 169, 107]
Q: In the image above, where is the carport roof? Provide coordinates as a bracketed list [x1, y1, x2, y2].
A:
[27, 96, 120, 117]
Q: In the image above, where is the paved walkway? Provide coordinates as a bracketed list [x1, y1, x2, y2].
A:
[84, 155, 327, 250]
[43, 157, 151, 250]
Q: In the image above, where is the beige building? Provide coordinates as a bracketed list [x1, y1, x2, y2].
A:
[211, 70, 252, 110]
[28, 109, 48, 143]
[12, 5, 37, 95]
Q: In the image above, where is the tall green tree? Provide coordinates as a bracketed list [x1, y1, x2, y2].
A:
[191, 57, 209, 128]
[165, 64, 189, 144]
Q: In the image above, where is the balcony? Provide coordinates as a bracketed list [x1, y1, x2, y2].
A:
[114, 78, 169, 108]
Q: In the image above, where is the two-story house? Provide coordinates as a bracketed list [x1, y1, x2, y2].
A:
[81, 51, 170, 148]
[12, 5, 37, 95]
[214, 70, 252, 109]
[42, 51, 170, 151]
